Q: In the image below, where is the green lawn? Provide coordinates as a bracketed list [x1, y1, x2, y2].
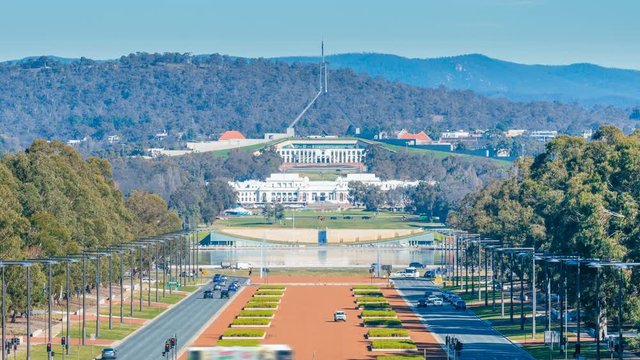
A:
[134, 292, 185, 304]
[99, 304, 165, 319]
[374, 141, 512, 166]
[68, 321, 140, 341]
[20, 344, 107, 360]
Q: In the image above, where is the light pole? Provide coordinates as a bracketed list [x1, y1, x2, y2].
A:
[26, 259, 58, 360]
[0, 261, 36, 360]
[51, 256, 80, 355]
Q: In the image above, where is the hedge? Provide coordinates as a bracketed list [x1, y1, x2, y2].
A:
[245, 302, 278, 309]
[249, 296, 281, 303]
[352, 285, 380, 290]
[360, 303, 392, 310]
[376, 355, 424, 360]
[357, 297, 389, 304]
[363, 319, 402, 327]
[367, 329, 410, 338]
[222, 329, 266, 338]
[371, 339, 417, 350]
[232, 318, 271, 326]
[258, 285, 286, 290]
[238, 310, 275, 317]
[255, 290, 285, 296]
[216, 339, 261, 347]
[361, 310, 397, 318]
[353, 290, 384, 296]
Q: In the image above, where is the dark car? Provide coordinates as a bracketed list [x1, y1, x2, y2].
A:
[417, 299, 427, 308]
[409, 262, 424, 269]
[213, 274, 222, 283]
[228, 283, 239, 292]
[203, 290, 214, 299]
[220, 290, 230, 299]
[454, 300, 466, 310]
[101, 348, 117, 359]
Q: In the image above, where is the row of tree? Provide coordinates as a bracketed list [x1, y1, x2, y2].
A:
[448, 126, 640, 330]
[0, 140, 181, 321]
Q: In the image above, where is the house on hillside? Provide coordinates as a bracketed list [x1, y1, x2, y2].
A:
[219, 130, 246, 141]
[397, 129, 432, 142]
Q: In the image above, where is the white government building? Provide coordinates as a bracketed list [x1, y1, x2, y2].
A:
[229, 173, 420, 206]
[274, 138, 367, 166]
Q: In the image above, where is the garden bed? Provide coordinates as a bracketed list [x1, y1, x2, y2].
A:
[244, 302, 278, 309]
[231, 318, 272, 328]
[361, 310, 397, 318]
[221, 329, 267, 340]
[216, 339, 261, 347]
[352, 285, 380, 290]
[249, 296, 281, 303]
[257, 285, 286, 290]
[366, 328, 410, 340]
[369, 339, 417, 352]
[359, 303, 392, 310]
[353, 290, 384, 297]
[376, 355, 424, 360]
[237, 310, 275, 318]
[363, 319, 402, 328]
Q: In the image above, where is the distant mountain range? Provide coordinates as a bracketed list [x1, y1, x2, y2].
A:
[275, 53, 640, 106]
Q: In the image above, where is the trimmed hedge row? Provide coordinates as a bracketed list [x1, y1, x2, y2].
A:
[352, 285, 380, 290]
[245, 302, 278, 309]
[258, 285, 286, 290]
[367, 329, 409, 338]
[255, 290, 285, 296]
[360, 303, 392, 310]
[232, 318, 271, 326]
[238, 310, 275, 317]
[222, 329, 266, 338]
[357, 297, 389, 304]
[376, 355, 424, 360]
[216, 339, 261, 347]
[249, 296, 281, 303]
[371, 339, 417, 350]
[362, 310, 397, 318]
[354, 291, 384, 297]
[363, 319, 402, 327]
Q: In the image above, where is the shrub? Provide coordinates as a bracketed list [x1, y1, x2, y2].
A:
[371, 339, 417, 350]
[363, 319, 402, 327]
[376, 355, 423, 360]
[352, 285, 380, 290]
[367, 329, 409, 338]
[361, 310, 397, 318]
[258, 285, 286, 290]
[222, 329, 266, 338]
[360, 303, 392, 310]
[245, 302, 278, 308]
[231, 318, 271, 326]
[353, 290, 384, 296]
[255, 290, 284, 296]
[249, 296, 281, 303]
[216, 339, 261, 347]
[238, 310, 275, 317]
[357, 297, 389, 304]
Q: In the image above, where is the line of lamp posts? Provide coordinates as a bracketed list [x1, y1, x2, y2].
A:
[0, 231, 201, 360]
[437, 230, 640, 360]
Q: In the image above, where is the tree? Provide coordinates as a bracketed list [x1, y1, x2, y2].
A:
[126, 191, 182, 238]
[363, 185, 385, 212]
[262, 203, 274, 223]
[274, 204, 285, 223]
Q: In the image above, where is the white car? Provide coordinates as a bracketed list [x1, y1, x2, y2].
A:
[334, 311, 347, 322]
[428, 295, 443, 306]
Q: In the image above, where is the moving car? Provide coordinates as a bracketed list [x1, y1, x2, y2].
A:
[454, 300, 467, 310]
[203, 289, 214, 299]
[213, 274, 222, 283]
[334, 311, 347, 322]
[417, 299, 427, 308]
[228, 283, 239, 292]
[220, 290, 230, 299]
[427, 295, 443, 306]
[101, 348, 117, 359]
[213, 284, 222, 291]
[409, 262, 424, 269]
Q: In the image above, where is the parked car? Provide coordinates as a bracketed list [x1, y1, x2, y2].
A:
[141, 278, 156, 283]
[334, 311, 347, 322]
[101, 348, 117, 359]
[409, 262, 424, 269]
[203, 290, 214, 299]
[454, 300, 467, 310]
[417, 299, 427, 308]
[220, 290, 230, 299]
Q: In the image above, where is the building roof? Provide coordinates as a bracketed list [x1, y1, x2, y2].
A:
[219, 130, 246, 140]
[398, 130, 431, 141]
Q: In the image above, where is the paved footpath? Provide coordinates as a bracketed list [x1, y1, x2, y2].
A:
[115, 277, 246, 360]
[393, 278, 535, 360]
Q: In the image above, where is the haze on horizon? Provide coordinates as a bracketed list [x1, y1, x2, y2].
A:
[1, 0, 639, 70]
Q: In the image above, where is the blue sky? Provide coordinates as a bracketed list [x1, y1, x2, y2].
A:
[1, 0, 639, 69]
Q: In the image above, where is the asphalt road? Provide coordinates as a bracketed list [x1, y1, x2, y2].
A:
[114, 276, 246, 360]
[393, 278, 534, 360]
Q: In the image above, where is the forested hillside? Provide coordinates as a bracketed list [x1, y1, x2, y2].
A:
[0, 53, 635, 152]
[449, 126, 640, 329]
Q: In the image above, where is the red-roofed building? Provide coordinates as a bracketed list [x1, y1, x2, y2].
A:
[397, 129, 432, 142]
[219, 130, 246, 141]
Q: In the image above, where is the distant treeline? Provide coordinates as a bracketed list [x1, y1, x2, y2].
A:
[0, 52, 635, 152]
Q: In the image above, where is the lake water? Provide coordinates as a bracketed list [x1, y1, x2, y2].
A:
[198, 247, 448, 268]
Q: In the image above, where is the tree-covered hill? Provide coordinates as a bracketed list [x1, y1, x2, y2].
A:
[0, 140, 181, 260]
[0, 53, 635, 152]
